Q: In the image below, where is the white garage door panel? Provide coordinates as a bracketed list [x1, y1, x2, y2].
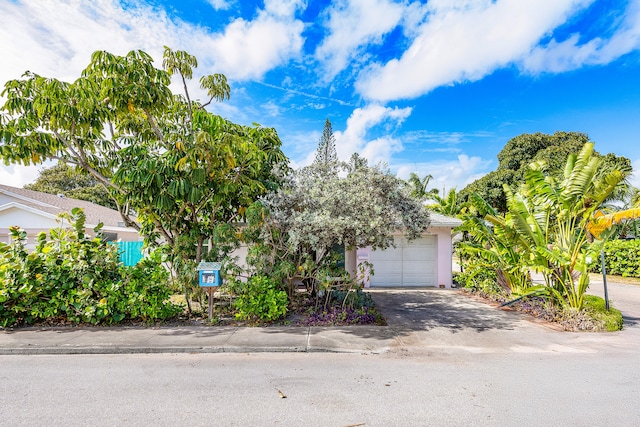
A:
[369, 260, 402, 287]
[369, 236, 437, 287]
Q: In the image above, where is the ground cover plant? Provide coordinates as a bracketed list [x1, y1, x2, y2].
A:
[455, 269, 623, 332]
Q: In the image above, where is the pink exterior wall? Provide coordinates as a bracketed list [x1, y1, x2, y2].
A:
[430, 227, 454, 288]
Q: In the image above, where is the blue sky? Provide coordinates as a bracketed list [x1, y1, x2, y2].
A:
[1, 0, 640, 191]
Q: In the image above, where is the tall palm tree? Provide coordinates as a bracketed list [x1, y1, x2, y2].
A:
[407, 172, 437, 201]
[428, 188, 461, 217]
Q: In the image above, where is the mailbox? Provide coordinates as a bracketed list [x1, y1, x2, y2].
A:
[197, 262, 222, 287]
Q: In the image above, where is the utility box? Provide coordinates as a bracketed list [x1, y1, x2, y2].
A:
[197, 262, 222, 287]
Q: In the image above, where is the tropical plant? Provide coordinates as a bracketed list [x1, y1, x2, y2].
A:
[0, 47, 289, 304]
[457, 193, 535, 296]
[427, 188, 462, 217]
[233, 275, 288, 322]
[407, 172, 437, 202]
[526, 143, 622, 309]
[462, 143, 624, 310]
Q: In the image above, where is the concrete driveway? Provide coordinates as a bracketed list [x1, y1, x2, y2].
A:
[368, 282, 640, 356]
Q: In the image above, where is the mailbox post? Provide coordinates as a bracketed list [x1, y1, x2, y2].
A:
[197, 262, 222, 320]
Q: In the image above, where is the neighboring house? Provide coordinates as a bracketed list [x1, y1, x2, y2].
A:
[356, 213, 463, 289]
[0, 184, 140, 250]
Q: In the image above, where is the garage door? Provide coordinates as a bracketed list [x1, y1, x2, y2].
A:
[368, 236, 437, 287]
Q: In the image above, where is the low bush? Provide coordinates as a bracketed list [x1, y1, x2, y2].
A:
[233, 275, 288, 322]
[453, 263, 503, 297]
[330, 288, 375, 309]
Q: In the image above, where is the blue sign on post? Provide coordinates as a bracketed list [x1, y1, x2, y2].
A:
[198, 262, 222, 320]
[198, 262, 222, 287]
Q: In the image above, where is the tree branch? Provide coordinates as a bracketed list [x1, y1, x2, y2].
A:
[142, 108, 165, 142]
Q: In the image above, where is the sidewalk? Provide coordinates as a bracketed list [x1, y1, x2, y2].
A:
[0, 324, 398, 355]
[2, 283, 639, 356]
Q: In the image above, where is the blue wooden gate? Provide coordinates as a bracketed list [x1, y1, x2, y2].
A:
[112, 241, 144, 266]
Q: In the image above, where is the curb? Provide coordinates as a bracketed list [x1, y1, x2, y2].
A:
[0, 345, 389, 356]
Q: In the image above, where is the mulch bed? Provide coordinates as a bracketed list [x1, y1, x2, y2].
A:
[460, 288, 607, 332]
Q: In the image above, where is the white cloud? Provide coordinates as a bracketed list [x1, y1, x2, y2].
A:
[0, 162, 55, 188]
[630, 158, 640, 189]
[395, 154, 492, 192]
[196, 2, 305, 80]
[334, 104, 412, 165]
[0, 0, 182, 85]
[523, 0, 640, 73]
[287, 104, 413, 170]
[315, 0, 404, 80]
[206, 0, 233, 10]
[0, 0, 186, 186]
[264, 0, 306, 17]
[355, 0, 593, 101]
[0, 0, 307, 185]
[0, 0, 305, 91]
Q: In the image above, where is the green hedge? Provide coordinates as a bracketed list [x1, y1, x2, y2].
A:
[0, 213, 182, 327]
[591, 239, 640, 278]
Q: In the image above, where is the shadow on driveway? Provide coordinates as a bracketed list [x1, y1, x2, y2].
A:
[369, 289, 521, 332]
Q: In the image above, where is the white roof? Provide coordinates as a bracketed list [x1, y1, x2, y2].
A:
[428, 212, 463, 228]
[0, 184, 135, 231]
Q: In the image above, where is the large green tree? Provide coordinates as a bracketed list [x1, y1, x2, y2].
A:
[460, 131, 631, 212]
[244, 154, 430, 296]
[0, 48, 288, 270]
[313, 118, 337, 168]
[24, 162, 116, 209]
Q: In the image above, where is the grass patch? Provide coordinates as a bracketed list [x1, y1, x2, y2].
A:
[582, 295, 624, 332]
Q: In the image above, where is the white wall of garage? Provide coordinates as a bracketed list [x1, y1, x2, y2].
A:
[357, 226, 456, 289]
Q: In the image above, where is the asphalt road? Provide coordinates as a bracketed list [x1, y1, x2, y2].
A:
[1, 351, 638, 426]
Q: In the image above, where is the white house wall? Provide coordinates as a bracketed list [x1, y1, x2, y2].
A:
[0, 206, 59, 229]
[0, 207, 140, 249]
[357, 226, 455, 289]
